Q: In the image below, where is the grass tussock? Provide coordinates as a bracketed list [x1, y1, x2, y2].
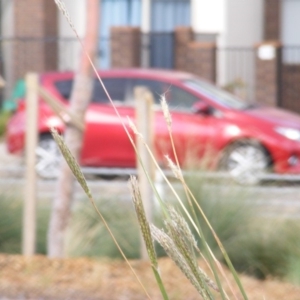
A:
[0, 195, 50, 254]
[182, 174, 300, 280]
[67, 198, 140, 259]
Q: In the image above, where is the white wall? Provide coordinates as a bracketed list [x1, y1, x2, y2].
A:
[59, 0, 86, 38]
[281, 0, 300, 46]
[224, 0, 263, 47]
[58, 0, 87, 71]
[281, 0, 300, 63]
[191, 0, 225, 34]
[218, 0, 264, 101]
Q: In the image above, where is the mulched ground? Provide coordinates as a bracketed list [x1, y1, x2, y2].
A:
[0, 254, 299, 299]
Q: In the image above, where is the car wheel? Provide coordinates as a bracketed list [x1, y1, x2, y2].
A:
[35, 134, 61, 179]
[220, 141, 270, 185]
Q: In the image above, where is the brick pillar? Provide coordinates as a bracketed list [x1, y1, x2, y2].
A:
[174, 27, 193, 70]
[174, 27, 216, 83]
[13, 0, 58, 79]
[255, 41, 282, 107]
[110, 27, 141, 68]
[186, 42, 216, 83]
[264, 0, 281, 40]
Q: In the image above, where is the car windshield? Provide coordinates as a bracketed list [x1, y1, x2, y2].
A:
[183, 79, 248, 110]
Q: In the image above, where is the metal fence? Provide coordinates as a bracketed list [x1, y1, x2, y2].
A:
[0, 36, 300, 109]
[281, 46, 300, 112]
[217, 47, 257, 102]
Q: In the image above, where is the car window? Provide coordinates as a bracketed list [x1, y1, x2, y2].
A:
[131, 79, 199, 111]
[55, 79, 73, 99]
[183, 79, 248, 110]
[131, 79, 165, 104]
[165, 85, 199, 111]
[93, 78, 129, 104]
[54, 78, 129, 104]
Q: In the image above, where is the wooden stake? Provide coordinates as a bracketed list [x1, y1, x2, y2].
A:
[23, 73, 39, 256]
[135, 86, 154, 260]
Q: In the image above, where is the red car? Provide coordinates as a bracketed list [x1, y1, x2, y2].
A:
[6, 69, 300, 184]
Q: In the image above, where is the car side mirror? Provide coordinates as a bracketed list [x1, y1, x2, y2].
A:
[192, 101, 210, 115]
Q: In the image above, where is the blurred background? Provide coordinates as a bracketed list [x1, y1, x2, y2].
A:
[0, 0, 299, 111]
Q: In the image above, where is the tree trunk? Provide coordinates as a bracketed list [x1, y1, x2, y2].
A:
[48, 0, 99, 258]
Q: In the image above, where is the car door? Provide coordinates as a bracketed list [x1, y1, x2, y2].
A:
[80, 77, 136, 167]
[130, 78, 220, 168]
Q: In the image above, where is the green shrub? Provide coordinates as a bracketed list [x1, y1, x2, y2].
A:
[182, 175, 300, 280]
[0, 195, 50, 254]
[228, 219, 300, 279]
[67, 198, 141, 258]
[0, 111, 11, 138]
[286, 254, 300, 285]
[182, 174, 253, 256]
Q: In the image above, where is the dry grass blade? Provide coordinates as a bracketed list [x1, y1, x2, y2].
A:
[160, 97, 243, 300]
[54, 1, 248, 299]
[50, 128, 152, 300]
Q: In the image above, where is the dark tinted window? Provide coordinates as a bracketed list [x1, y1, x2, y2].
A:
[131, 79, 199, 111]
[93, 78, 129, 103]
[55, 79, 73, 99]
[54, 78, 129, 104]
[165, 86, 199, 111]
[131, 79, 165, 104]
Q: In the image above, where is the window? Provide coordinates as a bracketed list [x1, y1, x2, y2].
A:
[92, 78, 129, 104]
[165, 85, 199, 111]
[55, 80, 73, 99]
[131, 79, 165, 104]
[54, 78, 129, 104]
[183, 79, 248, 110]
[131, 78, 199, 111]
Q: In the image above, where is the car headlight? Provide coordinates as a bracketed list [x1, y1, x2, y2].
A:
[275, 127, 300, 141]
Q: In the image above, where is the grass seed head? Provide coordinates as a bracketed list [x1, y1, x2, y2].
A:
[54, 0, 76, 33]
[50, 127, 92, 198]
[151, 225, 212, 299]
[127, 116, 143, 139]
[165, 207, 219, 293]
[165, 155, 184, 182]
[168, 207, 198, 249]
[129, 176, 157, 267]
[160, 95, 172, 128]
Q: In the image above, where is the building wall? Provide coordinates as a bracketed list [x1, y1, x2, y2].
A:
[2, 0, 60, 93]
[191, 0, 225, 34]
[224, 0, 263, 47]
[218, 0, 264, 101]
[264, 0, 281, 40]
[13, 0, 58, 80]
[281, 0, 300, 46]
[58, 0, 87, 71]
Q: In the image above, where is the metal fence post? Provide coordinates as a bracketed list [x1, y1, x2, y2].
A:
[23, 72, 39, 256]
[135, 86, 154, 260]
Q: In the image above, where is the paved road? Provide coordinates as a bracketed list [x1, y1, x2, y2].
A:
[1, 176, 300, 218]
[1, 143, 300, 218]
